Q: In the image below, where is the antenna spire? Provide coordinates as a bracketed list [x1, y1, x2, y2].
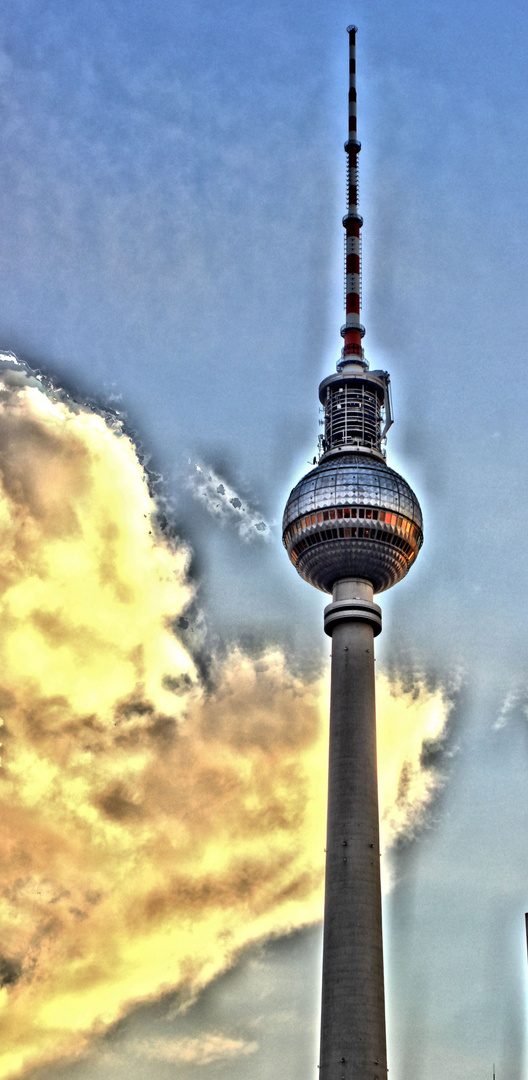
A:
[341, 25, 365, 364]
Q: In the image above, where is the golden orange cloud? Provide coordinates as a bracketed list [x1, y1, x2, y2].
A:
[0, 360, 451, 1078]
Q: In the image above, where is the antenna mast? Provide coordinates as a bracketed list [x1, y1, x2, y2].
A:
[342, 26, 365, 363]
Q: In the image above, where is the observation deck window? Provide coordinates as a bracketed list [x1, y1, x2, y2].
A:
[284, 506, 422, 560]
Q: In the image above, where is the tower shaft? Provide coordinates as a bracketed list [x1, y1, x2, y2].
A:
[320, 579, 387, 1080]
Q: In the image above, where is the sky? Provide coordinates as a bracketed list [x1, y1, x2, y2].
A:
[0, 0, 527, 1078]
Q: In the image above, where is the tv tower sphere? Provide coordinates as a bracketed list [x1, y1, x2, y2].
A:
[283, 451, 422, 596]
[282, 26, 423, 1080]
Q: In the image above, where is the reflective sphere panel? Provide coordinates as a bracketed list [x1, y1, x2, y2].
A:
[283, 454, 423, 594]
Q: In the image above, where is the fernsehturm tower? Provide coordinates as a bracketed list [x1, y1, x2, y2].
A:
[282, 27, 423, 1080]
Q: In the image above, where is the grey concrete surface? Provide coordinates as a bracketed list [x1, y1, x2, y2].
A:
[319, 578, 387, 1080]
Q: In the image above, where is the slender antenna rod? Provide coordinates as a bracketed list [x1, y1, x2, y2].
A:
[342, 25, 365, 363]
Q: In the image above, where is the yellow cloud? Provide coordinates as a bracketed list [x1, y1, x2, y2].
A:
[0, 363, 451, 1079]
[378, 675, 451, 848]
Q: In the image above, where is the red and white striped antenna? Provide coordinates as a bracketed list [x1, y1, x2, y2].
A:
[340, 25, 366, 367]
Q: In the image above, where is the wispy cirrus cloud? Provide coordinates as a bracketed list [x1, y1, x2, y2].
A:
[135, 1033, 258, 1065]
[187, 462, 272, 542]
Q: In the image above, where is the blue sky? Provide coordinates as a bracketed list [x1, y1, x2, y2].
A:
[2, 0, 528, 1077]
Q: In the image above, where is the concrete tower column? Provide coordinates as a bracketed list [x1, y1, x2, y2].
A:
[319, 578, 387, 1080]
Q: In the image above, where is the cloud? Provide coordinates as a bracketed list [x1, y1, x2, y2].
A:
[135, 1033, 258, 1065]
[377, 673, 455, 849]
[0, 355, 453, 1079]
[493, 688, 526, 731]
[187, 462, 271, 541]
